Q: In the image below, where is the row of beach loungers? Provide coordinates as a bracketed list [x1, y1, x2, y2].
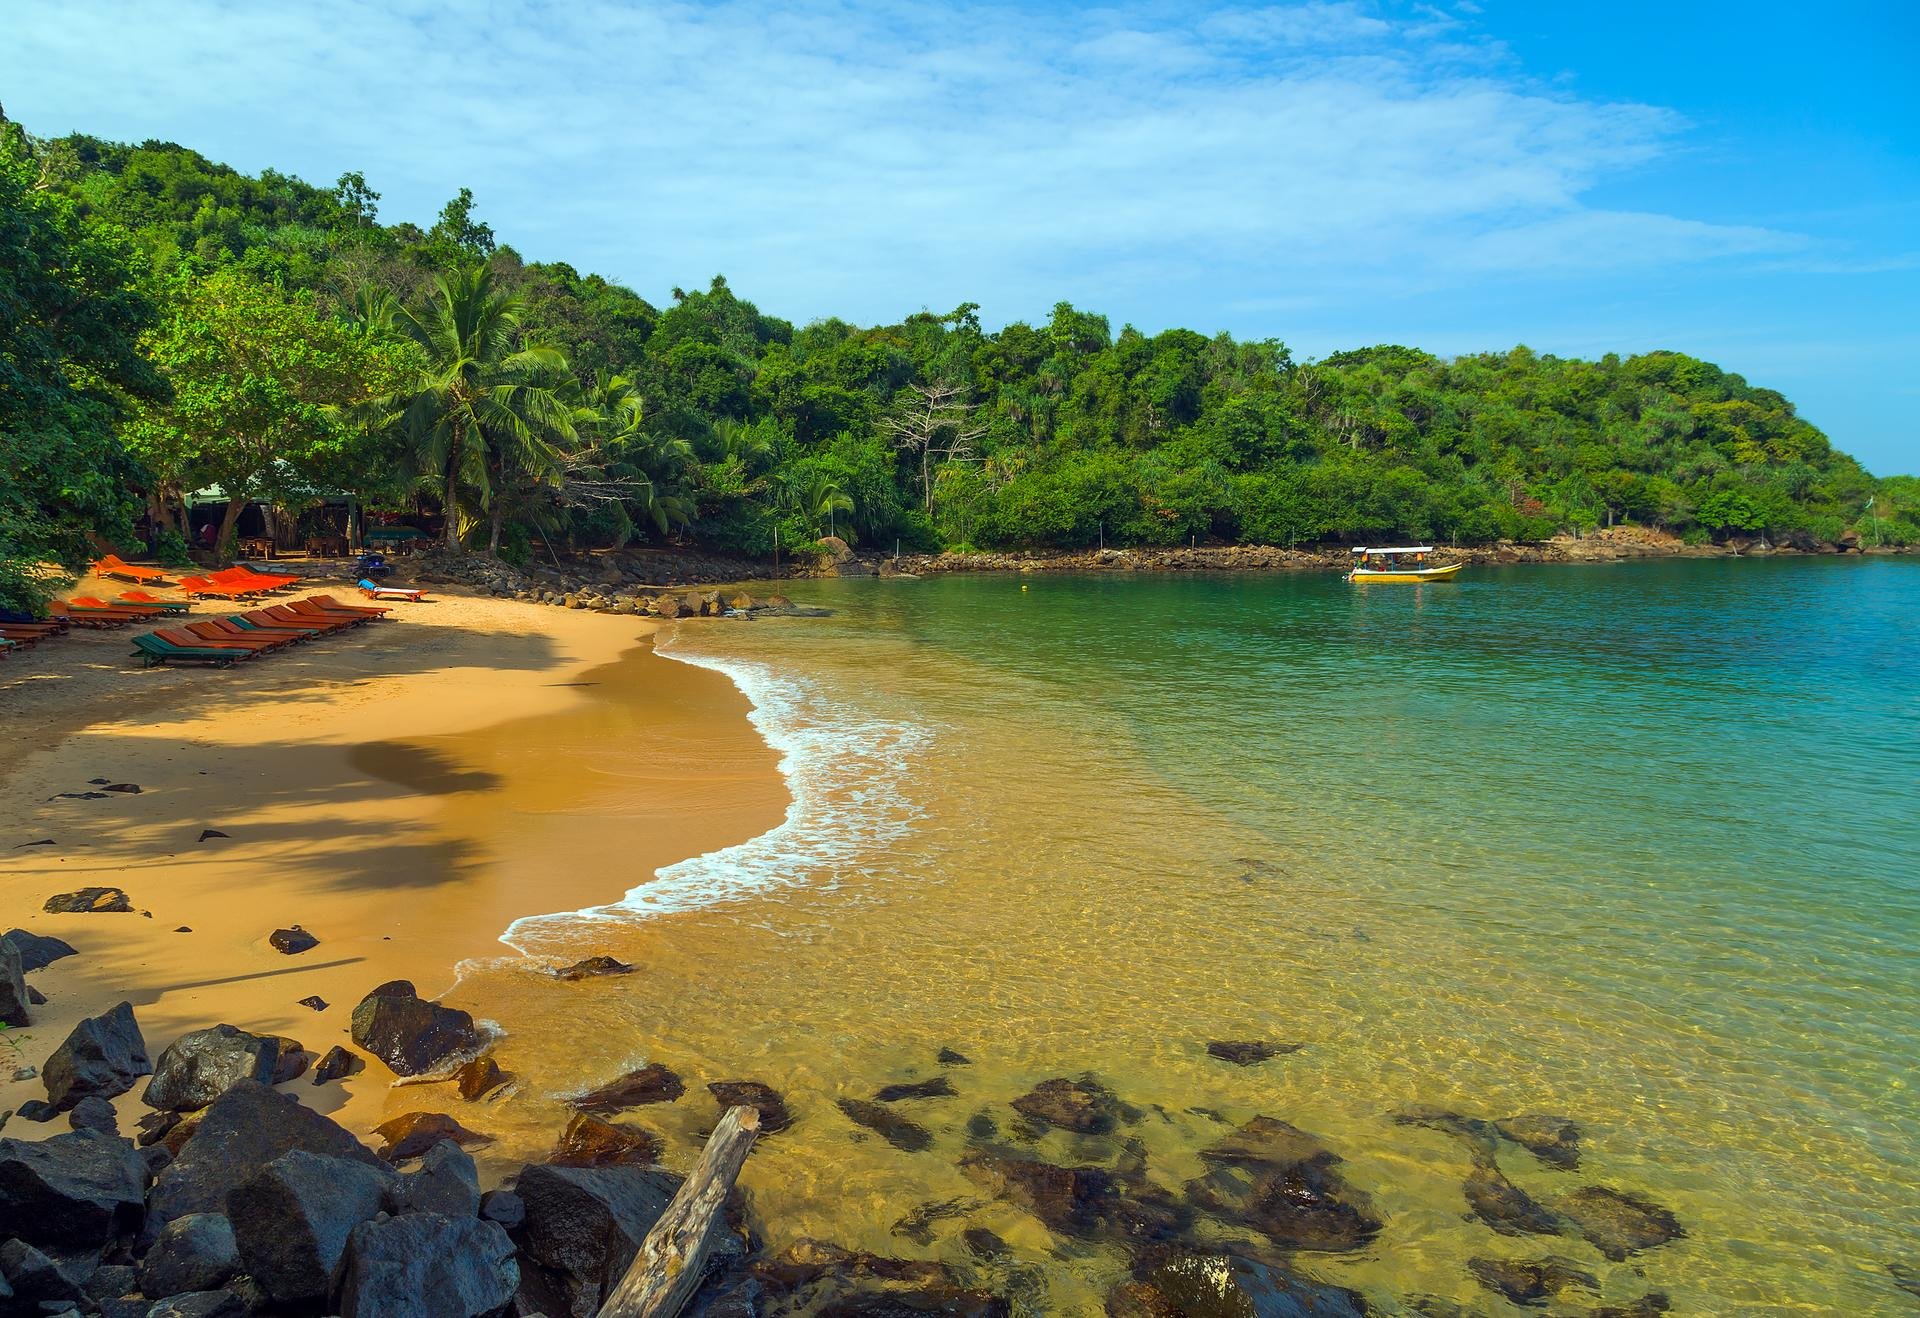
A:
[94, 554, 425, 603]
[130, 594, 394, 667]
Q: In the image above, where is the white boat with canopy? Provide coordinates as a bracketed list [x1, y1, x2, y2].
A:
[1346, 546, 1463, 582]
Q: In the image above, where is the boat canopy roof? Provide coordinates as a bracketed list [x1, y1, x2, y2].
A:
[1352, 545, 1434, 555]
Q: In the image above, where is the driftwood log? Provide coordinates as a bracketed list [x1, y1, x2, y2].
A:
[596, 1104, 762, 1318]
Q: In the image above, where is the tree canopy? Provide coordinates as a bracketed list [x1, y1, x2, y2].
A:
[0, 123, 1909, 613]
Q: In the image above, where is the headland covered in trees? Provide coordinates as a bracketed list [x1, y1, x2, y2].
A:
[4, 116, 1915, 613]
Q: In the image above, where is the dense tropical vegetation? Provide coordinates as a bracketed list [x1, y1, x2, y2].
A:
[2, 118, 1912, 610]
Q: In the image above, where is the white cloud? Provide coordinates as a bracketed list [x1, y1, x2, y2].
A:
[0, 0, 1800, 329]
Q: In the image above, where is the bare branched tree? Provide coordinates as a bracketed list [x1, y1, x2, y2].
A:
[882, 382, 987, 515]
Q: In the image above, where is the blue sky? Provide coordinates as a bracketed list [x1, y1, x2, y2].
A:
[4, 1, 1915, 473]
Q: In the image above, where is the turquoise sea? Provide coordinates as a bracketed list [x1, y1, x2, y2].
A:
[514, 557, 1920, 1312]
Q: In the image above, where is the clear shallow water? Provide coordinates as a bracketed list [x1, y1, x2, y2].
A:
[490, 559, 1920, 1312]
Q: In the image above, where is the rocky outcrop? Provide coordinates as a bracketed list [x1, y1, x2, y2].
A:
[43, 887, 133, 913]
[43, 1001, 151, 1110]
[146, 1081, 385, 1232]
[336, 1212, 519, 1317]
[226, 1149, 395, 1306]
[0, 1129, 148, 1245]
[349, 980, 480, 1076]
[142, 1025, 278, 1112]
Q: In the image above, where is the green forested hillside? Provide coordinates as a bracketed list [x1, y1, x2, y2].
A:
[2, 122, 1909, 608]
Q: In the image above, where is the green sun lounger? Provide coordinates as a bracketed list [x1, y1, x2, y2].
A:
[131, 632, 251, 668]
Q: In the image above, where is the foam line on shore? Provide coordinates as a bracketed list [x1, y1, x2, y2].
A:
[499, 632, 928, 953]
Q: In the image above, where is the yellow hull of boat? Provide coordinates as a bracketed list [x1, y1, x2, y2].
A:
[1349, 563, 1464, 582]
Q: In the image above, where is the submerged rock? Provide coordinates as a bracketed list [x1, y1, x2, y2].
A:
[839, 1098, 934, 1152]
[1495, 1114, 1582, 1170]
[374, 1111, 492, 1161]
[350, 980, 480, 1076]
[1466, 1255, 1598, 1305]
[1186, 1117, 1381, 1253]
[1556, 1185, 1684, 1260]
[1393, 1105, 1500, 1166]
[143, 1024, 278, 1112]
[43, 1000, 151, 1110]
[554, 955, 634, 980]
[550, 1111, 662, 1167]
[43, 887, 132, 914]
[875, 1076, 957, 1102]
[708, 1078, 793, 1133]
[961, 1150, 1192, 1252]
[336, 1211, 519, 1317]
[937, 1047, 973, 1066]
[455, 1054, 506, 1100]
[1591, 1294, 1673, 1317]
[889, 1197, 982, 1246]
[1011, 1076, 1122, 1134]
[1205, 1040, 1302, 1066]
[1134, 1250, 1368, 1318]
[573, 1061, 685, 1113]
[1464, 1165, 1564, 1237]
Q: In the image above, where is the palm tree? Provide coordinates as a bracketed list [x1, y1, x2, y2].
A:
[782, 469, 855, 541]
[387, 265, 575, 552]
[577, 371, 696, 539]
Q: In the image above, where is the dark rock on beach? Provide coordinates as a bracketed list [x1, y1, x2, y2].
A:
[1495, 1113, 1582, 1170]
[874, 1076, 956, 1102]
[268, 925, 318, 955]
[1467, 1255, 1598, 1305]
[269, 1035, 310, 1083]
[1186, 1117, 1382, 1253]
[43, 886, 133, 913]
[138, 1211, 241, 1299]
[312, 1043, 364, 1085]
[573, 1060, 685, 1113]
[147, 1080, 385, 1232]
[13, 1097, 57, 1123]
[839, 1098, 934, 1152]
[1011, 1076, 1123, 1134]
[350, 980, 480, 1076]
[1556, 1185, 1684, 1260]
[1205, 1040, 1302, 1066]
[144, 1291, 248, 1318]
[0, 937, 28, 1028]
[1464, 1165, 1564, 1237]
[374, 1110, 492, 1161]
[554, 954, 635, 980]
[228, 1148, 395, 1307]
[3, 927, 78, 971]
[512, 1162, 684, 1314]
[480, 1187, 525, 1229]
[0, 1237, 92, 1308]
[43, 1000, 151, 1110]
[551, 1111, 663, 1167]
[67, 1094, 119, 1133]
[142, 1024, 278, 1112]
[0, 1128, 149, 1245]
[295, 994, 328, 1011]
[708, 1078, 793, 1133]
[337, 1210, 520, 1317]
[136, 1110, 182, 1147]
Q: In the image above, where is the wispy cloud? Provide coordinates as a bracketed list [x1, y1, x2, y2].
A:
[0, 0, 1801, 328]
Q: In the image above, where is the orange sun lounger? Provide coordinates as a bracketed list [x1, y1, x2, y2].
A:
[93, 554, 170, 584]
[213, 565, 300, 591]
[180, 575, 265, 600]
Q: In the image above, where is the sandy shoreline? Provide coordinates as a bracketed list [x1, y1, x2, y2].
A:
[1, 577, 788, 1144]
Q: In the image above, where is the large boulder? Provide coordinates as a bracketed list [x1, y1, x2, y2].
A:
[2, 928, 78, 971]
[147, 1080, 385, 1232]
[227, 1149, 395, 1307]
[42, 1001, 151, 1110]
[336, 1212, 519, 1317]
[138, 1212, 241, 1299]
[0, 1237, 91, 1308]
[0, 936, 28, 1027]
[142, 1025, 278, 1112]
[387, 1140, 482, 1218]
[350, 981, 480, 1076]
[0, 1129, 148, 1245]
[511, 1162, 681, 1313]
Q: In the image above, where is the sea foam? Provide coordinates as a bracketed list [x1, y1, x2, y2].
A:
[500, 635, 928, 954]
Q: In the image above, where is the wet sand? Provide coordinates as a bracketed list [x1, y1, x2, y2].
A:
[0, 581, 786, 1139]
